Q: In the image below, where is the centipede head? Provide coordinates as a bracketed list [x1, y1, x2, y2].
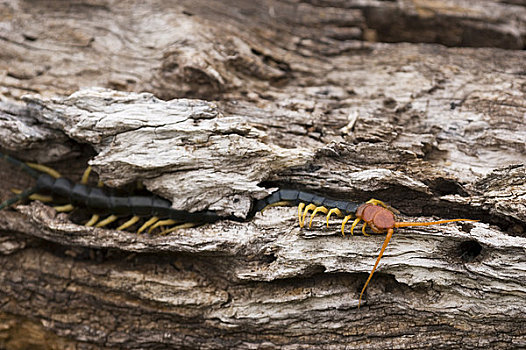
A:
[355, 203, 396, 233]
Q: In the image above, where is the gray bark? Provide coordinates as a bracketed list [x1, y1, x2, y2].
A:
[0, 0, 525, 349]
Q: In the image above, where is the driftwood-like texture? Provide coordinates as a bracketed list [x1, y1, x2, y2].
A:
[0, 0, 525, 349]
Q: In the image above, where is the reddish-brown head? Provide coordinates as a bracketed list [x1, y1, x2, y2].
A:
[356, 203, 396, 233]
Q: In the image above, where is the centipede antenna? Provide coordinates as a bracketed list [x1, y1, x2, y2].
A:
[358, 228, 394, 308]
[0, 151, 40, 178]
[0, 186, 38, 210]
[395, 218, 478, 228]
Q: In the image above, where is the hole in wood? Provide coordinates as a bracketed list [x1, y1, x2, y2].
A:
[262, 253, 277, 264]
[458, 240, 482, 263]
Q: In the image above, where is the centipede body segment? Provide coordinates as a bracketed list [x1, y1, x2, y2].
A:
[0, 152, 477, 307]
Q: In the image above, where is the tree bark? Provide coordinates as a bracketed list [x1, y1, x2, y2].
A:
[0, 0, 525, 349]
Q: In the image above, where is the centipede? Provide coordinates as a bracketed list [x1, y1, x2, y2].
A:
[0, 152, 477, 307]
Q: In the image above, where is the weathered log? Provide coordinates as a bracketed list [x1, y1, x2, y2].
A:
[0, 0, 525, 349]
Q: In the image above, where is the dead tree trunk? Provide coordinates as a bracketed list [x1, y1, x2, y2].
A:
[0, 0, 525, 349]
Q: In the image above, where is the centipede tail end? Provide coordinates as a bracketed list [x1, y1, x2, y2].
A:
[0, 151, 40, 178]
[0, 186, 38, 210]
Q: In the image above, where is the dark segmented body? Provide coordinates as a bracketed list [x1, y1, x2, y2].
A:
[12, 174, 361, 223]
[253, 189, 360, 216]
[1, 152, 363, 223]
[35, 173, 224, 223]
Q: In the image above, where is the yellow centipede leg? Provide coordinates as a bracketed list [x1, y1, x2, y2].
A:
[137, 216, 159, 234]
[350, 218, 361, 236]
[148, 219, 178, 234]
[29, 194, 54, 202]
[116, 216, 140, 231]
[11, 189, 54, 203]
[85, 214, 100, 227]
[95, 214, 118, 228]
[26, 163, 62, 178]
[159, 223, 196, 235]
[261, 201, 291, 214]
[309, 206, 328, 228]
[298, 203, 306, 227]
[54, 204, 74, 212]
[341, 215, 353, 237]
[301, 204, 317, 228]
[361, 223, 370, 236]
[81, 166, 92, 185]
[326, 208, 343, 228]
[367, 198, 400, 214]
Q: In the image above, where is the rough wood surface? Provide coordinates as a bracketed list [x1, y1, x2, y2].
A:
[0, 0, 525, 349]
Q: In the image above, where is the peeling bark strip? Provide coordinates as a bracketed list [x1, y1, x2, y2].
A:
[0, 0, 526, 349]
